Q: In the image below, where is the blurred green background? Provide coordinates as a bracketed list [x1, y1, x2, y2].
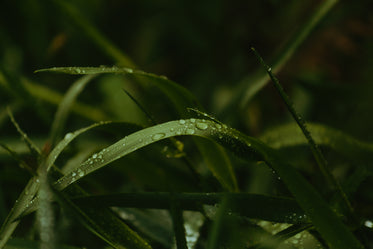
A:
[1, 0, 372, 137]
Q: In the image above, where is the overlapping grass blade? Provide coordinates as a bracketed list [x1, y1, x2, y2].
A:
[50, 74, 97, 146]
[73, 193, 306, 224]
[260, 122, 373, 164]
[223, 0, 338, 114]
[52, 185, 152, 249]
[22, 78, 109, 122]
[53, 118, 362, 249]
[53, 0, 136, 67]
[0, 121, 149, 249]
[36, 66, 238, 192]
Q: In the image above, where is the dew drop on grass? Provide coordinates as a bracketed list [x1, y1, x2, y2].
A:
[179, 119, 186, 125]
[64, 133, 73, 140]
[75, 68, 81, 74]
[196, 122, 208, 130]
[92, 153, 97, 159]
[186, 129, 195, 135]
[152, 133, 166, 141]
[78, 170, 85, 177]
[190, 118, 196, 123]
[126, 68, 133, 73]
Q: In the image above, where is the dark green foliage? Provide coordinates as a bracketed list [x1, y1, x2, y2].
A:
[1, 1, 372, 249]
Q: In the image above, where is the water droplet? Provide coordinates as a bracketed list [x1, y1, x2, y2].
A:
[170, 128, 175, 132]
[72, 172, 76, 177]
[190, 118, 196, 123]
[123, 143, 126, 146]
[64, 133, 73, 140]
[75, 68, 81, 74]
[196, 122, 208, 130]
[126, 68, 133, 73]
[186, 129, 195, 135]
[152, 133, 166, 141]
[78, 170, 85, 177]
[179, 119, 186, 125]
[215, 124, 222, 129]
[92, 154, 97, 159]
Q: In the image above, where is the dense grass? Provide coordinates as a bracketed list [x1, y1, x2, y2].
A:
[1, 1, 373, 249]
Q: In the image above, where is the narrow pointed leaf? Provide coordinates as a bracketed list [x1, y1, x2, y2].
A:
[54, 118, 363, 249]
[36, 66, 238, 191]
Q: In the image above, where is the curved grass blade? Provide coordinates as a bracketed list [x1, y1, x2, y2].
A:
[54, 118, 363, 249]
[0, 121, 140, 249]
[22, 78, 109, 122]
[260, 122, 373, 164]
[50, 74, 97, 146]
[36, 66, 239, 191]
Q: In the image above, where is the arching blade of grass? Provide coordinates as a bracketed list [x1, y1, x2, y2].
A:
[260, 122, 373, 164]
[50, 74, 97, 146]
[0, 121, 149, 249]
[36, 66, 238, 192]
[54, 118, 363, 249]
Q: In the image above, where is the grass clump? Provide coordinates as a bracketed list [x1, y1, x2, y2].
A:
[1, 0, 372, 249]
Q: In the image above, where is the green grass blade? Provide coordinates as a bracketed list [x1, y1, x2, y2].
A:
[53, 0, 136, 67]
[36, 66, 239, 191]
[52, 186, 152, 249]
[50, 75, 97, 146]
[7, 109, 41, 156]
[260, 122, 373, 164]
[169, 197, 188, 249]
[54, 118, 363, 249]
[22, 78, 109, 122]
[0, 178, 39, 249]
[238, 0, 338, 108]
[73, 192, 306, 224]
[4, 238, 82, 249]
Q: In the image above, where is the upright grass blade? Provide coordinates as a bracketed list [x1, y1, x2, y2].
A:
[22, 78, 109, 122]
[50, 74, 97, 146]
[52, 185, 152, 249]
[223, 0, 339, 114]
[36, 66, 239, 192]
[169, 197, 188, 249]
[0, 121, 152, 249]
[251, 47, 354, 222]
[52, 0, 136, 67]
[52, 118, 362, 248]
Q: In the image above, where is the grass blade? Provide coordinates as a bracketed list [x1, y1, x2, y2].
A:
[52, 185, 152, 249]
[73, 192, 306, 224]
[50, 74, 97, 146]
[36, 66, 239, 191]
[53, 0, 136, 67]
[237, 0, 338, 109]
[260, 122, 373, 164]
[54, 118, 363, 249]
